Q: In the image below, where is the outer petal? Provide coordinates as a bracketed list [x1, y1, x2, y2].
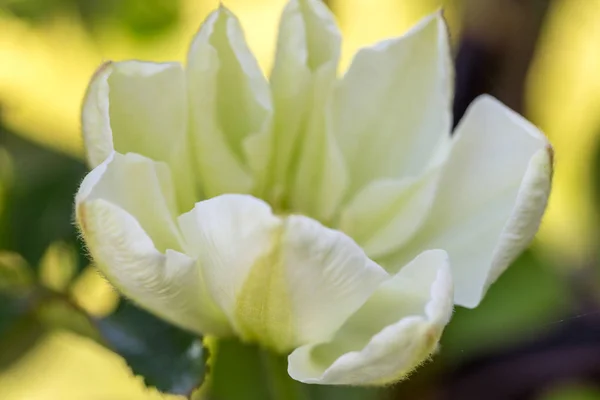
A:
[268, 0, 348, 221]
[178, 194, 388, 352]
[288, 250, 453, 385]
[383, 95, 553, 308]
[82, 61, 196, 211]
[76, 153, 230, 336]
[187, 6, 272, 198]
[333, 12, 453, 196]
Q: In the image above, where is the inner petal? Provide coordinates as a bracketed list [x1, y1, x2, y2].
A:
[177, 194, 388, 352]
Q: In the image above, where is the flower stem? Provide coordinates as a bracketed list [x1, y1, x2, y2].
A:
[259, 348, 310, 400]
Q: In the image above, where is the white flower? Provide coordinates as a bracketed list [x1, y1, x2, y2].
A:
[75, 0, 553, 385]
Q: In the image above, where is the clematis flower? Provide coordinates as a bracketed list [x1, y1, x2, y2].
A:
[75, 0, 553, 385]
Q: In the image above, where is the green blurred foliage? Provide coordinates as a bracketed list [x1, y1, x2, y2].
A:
[540, 384, 600, 400]
[0, 131, 88, 270]
[96, 301, 208, 396]
[1, 0, 180, 38]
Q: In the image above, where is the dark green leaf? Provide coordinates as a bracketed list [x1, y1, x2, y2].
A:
[0, 256, 42, 368]
[0, 131, 88, 270]
[95, 301, 208, 397]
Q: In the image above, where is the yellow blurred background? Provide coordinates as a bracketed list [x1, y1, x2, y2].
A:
[1, 0, 599, 398]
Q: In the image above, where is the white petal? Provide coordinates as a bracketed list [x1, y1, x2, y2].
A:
[281, 215, 389, 348]
[340, 167, 441, 259]
[82, 61, 196, 211]
[383, 95, 553, 308]
[77, 152, 182, 252]
[76, 153, 230, 335]
[178, 194, 387, 352]
[268, 0, 347, 221]
[177, 194, 281, 332]
[333, 12, 453, 196]
[187, 7, 272, 197]
[288, 250, 453, 385]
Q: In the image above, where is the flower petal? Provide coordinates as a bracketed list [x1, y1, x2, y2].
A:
[288, 250, 453, 385]
[280, 215, 389, 348]
[76, 153, 230, 335]
[187, 6, 272, 198]
[178, 194, 388, 352]
[332, 12, 453, 196]
[77, 152, 182, 252]
[177, 194, 281, 335]
[383, 95, 553, 308]
[340, 167, 441, 259]
[268, 0, 347, 221]
[82, 61, 196, 211]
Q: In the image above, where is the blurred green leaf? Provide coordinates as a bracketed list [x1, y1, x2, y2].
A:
[0, 252, 33, 293]
[95, 301, 208, 397]
[1, 0, 180, 40]
[441, 250, 573, 361]
[0, 256, 40, 368]
[1, 0, 68, 22]
[0, 132, 88, 272]
[540, 384, 600, 400]
[116, 0, 179, 38]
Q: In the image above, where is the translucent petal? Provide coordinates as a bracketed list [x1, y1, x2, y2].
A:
[333, 12, 453, 196]
[288, 250, 453, 385]
[82, 61, 196, 211]
[187, 7, 272, 198]
[76, 153, 230, 335]
[382, 95, 553, 308]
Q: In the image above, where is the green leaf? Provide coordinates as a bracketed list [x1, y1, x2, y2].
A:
[0, 132, 88, 269]
[95, 301, 208, 397]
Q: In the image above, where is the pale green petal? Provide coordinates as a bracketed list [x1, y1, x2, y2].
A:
[178, 194, 282, 335]
[77, 152, 182, 252]
[76, 153, 230, 335]
[82, 61, 196, 212]
[382, 95, 553, 308]
[269, 0, 347, 221]
[178, 194, 387, 352]
[187, 7, 272, 198]
[81, 62, 113, 168]
[333, 12, 453, 196]
[288, 250, 453, 385]
[340, 167, 441, 259]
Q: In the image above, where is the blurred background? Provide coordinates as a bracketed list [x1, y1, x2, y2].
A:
[0, 0, 600, 399]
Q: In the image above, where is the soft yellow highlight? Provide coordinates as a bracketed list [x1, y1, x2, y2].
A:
[0, 332, 181, 400]
[527, 0, 600, 266]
